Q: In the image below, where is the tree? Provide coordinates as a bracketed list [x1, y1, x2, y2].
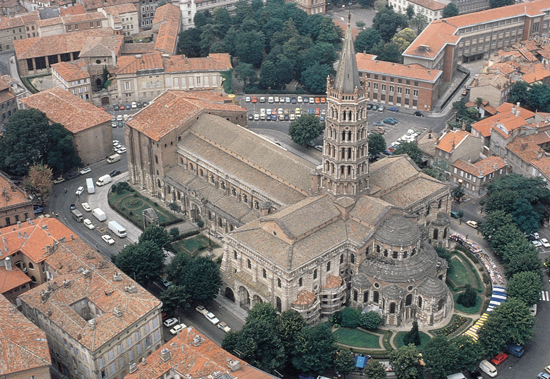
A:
[403, 321, 421, 346]
[0, 109, 81, 176]
[490, 223, 525, 256]
[289, 114, 324, 146]
[423, 336, 459, 379]
[247, 302, 279, 323]
[235, 63, 258, 89]
[112, 241, 165, 287]
[452, 185, 465, 202]
[442, 3, 459, 18]
[372, 6, 408, 42]
[355, 28, 382, 54]
[275, 310, 307, 360]
[358, 311, 382, 330]
[24, 164, 53, 203]
[405, 4, 415, 19]
[457, 285, 477, 308]
[512, 198, 540, 234]
[177, 28, 201, 57]
[527, 83, 550, 112]
[391, 28, 416, 52]
[481, 210, 513, 240]
[451, 335, 483, 371]
[489, 0, 514, 8]
[365, 359, 388, 379]
[235, 31, 266, 67]
[458, 210, 464, 225]
[160, 285, 191, 314]
[292, 324, 337, 375]
[301, 62, 332, 93]
[170, 256, 222, 303]
[393, 141, 423, 166]
[139, 225, 172, 251]
[507, 271, 542, 306]
[368, 133, 387, 157]
[389, 344, 423, 379]
[374, 0, 387, 11]
[506, 251, 542, 279]
[486, 174, 550, 217]
[409, 13, 428, 35]
[341, 307, 361, 328]
[358, 0, 373, 8]
[509, 80, 529, 105]
[356, 21, 366, 29]
[334, 349, 356, 378]
[374, 41, 403, 63]
[478, 297, 534, 356]
[501, 237, 536, 264]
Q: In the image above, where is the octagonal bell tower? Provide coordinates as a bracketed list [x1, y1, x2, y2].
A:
[322, 14, 369, 198]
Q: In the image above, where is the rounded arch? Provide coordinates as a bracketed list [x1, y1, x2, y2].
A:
[238, 286, 250, 309]
[224, 287, 235, 302]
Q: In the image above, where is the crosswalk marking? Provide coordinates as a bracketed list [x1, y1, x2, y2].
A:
[541, 291, 549, 301]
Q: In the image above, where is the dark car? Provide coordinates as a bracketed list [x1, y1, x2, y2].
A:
[137, 102, 142, 108]
[64, 171, 80, 180]
[468, 371, 483, 379]
[34, 206, 44, 214]
[303, 97, 309, 103]
[110, 169, 121, 177]
[451, 211, 459, 219]
[414, 111, 425, 117]
[291, 97, 297, 104]
[388, 106, 399, 112]
[367, 104, 373, 110]
[248, 114, 254, 120]
[70, 203, 76, 210]
[125, 104, 131, 110]
[284, 114, 289, 121]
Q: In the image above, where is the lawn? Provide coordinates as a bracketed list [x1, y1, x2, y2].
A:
[333, 327, 382, 349]
[394, 331, 432, 349]
[172, 235, 218, 257]
[454, 292, 482, 314]
[109, 188, 182, 229]
[447, 255, 483, 292]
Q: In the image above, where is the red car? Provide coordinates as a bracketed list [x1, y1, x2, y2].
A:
[320, 97, 326, 104]
[251, 96, 257, 103]
[491, 353, 508, 366]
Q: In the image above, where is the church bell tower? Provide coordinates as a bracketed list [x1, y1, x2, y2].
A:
[321, 14, 369, 198]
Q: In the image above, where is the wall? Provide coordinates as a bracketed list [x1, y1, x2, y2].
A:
[73, 122, 113, 165]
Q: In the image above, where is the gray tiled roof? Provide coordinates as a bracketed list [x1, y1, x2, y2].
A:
[382, 284, 404, 299]
[369, 156, 419, 194]
[374, 214, 421, 246]
[349, 196, 393, 226]
[381, 175, 447, 208]
[418, 277, 448, 298]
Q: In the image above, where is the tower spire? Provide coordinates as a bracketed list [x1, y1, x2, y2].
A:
[333, 11, 361, 94]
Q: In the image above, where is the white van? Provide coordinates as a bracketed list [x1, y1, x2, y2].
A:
[92, 208, 106, 222]
[86, 178, 95, 194]
[447, 373, 467, 379]
[96, 174, 112, 187]
[108, 221, 127, 238]
[479, 360, 497, 378]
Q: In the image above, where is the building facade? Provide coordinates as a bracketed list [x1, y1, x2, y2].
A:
[389, 0, 445, 22]
[451, 156, 508, 196]
[0, 171, 34, 228]
[285, 0, 325, 15]
[52, 60, 93, 102]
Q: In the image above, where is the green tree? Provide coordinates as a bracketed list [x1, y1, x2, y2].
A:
[259, 60, 279, 89]
[506, 250, 542, 278]
[356, 21, 366, 29]
[489, 0, 514, 8]
[512, 198, 540, 234]
[365, 358, 388, 379]
[451, 335, 483, 371]
[457, 285, 477, 308]
[341, 307, 361, 328]
[391, 28, 416, 52]
[486, 174, 550, 217]
[289, 113, 324, 146]
[478, 297, 534, 356]
[423, 336, 459, 379]
[442, 3, 459, 18]
[409, 13, 428, 35]
[112, 241, 165, 287]
[212, 7, 232, 36]
[527, 83, 550, 112]
[405, 4, 415, 19]
[374, 41, 403, 63]
[301, 62, 332, 93]
[369, 133, 387, 156]
[177, 28, 201, 57]
[160, 285, 190, 314]
[274, 309, 307, 361]
[0, 109, 81, 176]
[358, 311, 382, 330]
[247, 302, 279, 323]
[490, 223, 525, 256]
[389, 344, 423, 379]
[355, 28, 382, 54]
[452, 185, 465, 202]
[235, 63, 258, 89]
[292, 324, 337, 375]
[509, 80, 530, 105]
[403, 321, 421, 346]
[235, 31, 266, 67]
[358, 0, 373, 8]
[500, 237, 535, 264]
[334, 349, 356, 378]
[507, 271, 542, 306]
[481, 210, 513, 240]
[24, 163, 53, 203]
[458, 211, 464, 225]
[372, 6, 409, 42]
[374, 0, 387, 11]
[139, 225, 172, 251]
[393, 141, 423, 166]
[171, 256, 222, 303]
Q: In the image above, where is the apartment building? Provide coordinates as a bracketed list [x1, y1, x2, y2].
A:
[99, 3, 139, 37]
[434, 129, 482, 177]
[0, 170, 34, 229]
[52, 59, 92, 102]
[356, 53, 442, 111]
[469, 73, 512, 108]
[285, 0, 325, 15]
[19, 239, 163, 379]
[404, 0, 550, 83]
[450, 156, 507, 196]
[140, 0, 160, 29]
[0, 294, 52, 379]
[179, 0, 240, 30]
[389, 0, 445, 23]
[114, 53, 231, 103]
[0, 12, 39, 52]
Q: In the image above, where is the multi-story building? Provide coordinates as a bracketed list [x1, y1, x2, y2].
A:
[404, 0, 550, 83]
[0, 12, 39, 52]
[113, 53, 231, 103]
[451, 156, 507, 196]
[433, 129, 482, 177]
[52, 59, 93, 102]
[125, 19, 453, 327]
[0, 294, 52, 379]
[356, 53, 442, 111]
[140, 0, 159, 29]
[0, 75, 19, 124]
[125, 326, 276, 379]
[389, 0, 445, 23]
[151, 4, 180, 55]
[0, 170, 34, 229]
[60, 12, 108, 33]
[21, 87, 113, 165]
[285, 0, 325, 15]
[453, 0, 489, 15]
[19, 239, 163, 379]
[179, 0, 240, 30]
[99, 3, 139, 38]
[469, 73, 512, 108]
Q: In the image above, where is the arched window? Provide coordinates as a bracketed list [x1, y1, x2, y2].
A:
[363, 291, 369, 302]
[389, 303, 396, 314]
[247, 259, 251, 269]
[28, 262, 34, 270]
[218, 217, 223, 227]
[433, 229, 439, 240]
[199, 169, 204, 177]
[326, 261, 331, 271]
[412, 248, 417, 256]
[254, 201, 259, 209]
[438, 199, 442, 208]
[263, 269, 266, 278]
[376, 245, 380, 253]
[443, 228, 447, 239]
[276, 297, 282, 312]
[220, 181, 225, 189]
[242, 194, 248, 203]
[299, 277, 303, 287]
[373, 291, 379, 303]
[353, 290, 358, 301]
[403, 251, 408, 259]
[437, 299, 445, 311]
[234, 251, 238, 259]
[366, 247, 370, 255]
[155, 155, 158, 164]
[313, 269, 317, 279]
[277, 278, 281, 288]
[231, 188, 236, 196]
[418, 296, 423, 308]
[340, 254, 344, 264]
[384, 250, 388, 257]
[406, 294, 412, 306]
[392, 251, 398, 259]
[351, 254, 355, 264]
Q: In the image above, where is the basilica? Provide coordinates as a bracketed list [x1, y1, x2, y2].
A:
[125, 17, 453, 326]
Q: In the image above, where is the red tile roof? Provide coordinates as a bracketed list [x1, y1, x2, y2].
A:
[124, 327, 276, 379]
[52, 59, 90, 82]
[408, 0, 445, 11]
[21, 87, 112, 134]
[152, 4, 180, 55]
[452, 156, 506, 177]
[357, 53, 442, 82]
[0, 171, 32, 210]
[293, 289, 316, 305]
[436, 129, 472, 153]
[100, 3, 137, 16]
[520, 62, 550, 84]
[0, 295, 51, 375]
[126, 90, 245, 141]
[322, 274, 343, 289]
[60, 4, 86, 16]
[0, 11, 39, 31]
[0, 266, 31, 294]
[115, 52, 231, 75]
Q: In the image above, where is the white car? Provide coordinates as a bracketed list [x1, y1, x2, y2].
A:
[53, 176, 65, 184]
[541, 238, 550, 248]
[113, 139, 119, 145]
[205, 312, 219, 325]
[195, 305, 208, 315]
[79, 167, 91, 175]
[245, 96, 251, 102]
[297, 96, 303, 103]
[532, 240, 542, 248]
[170, 323, 187, 335]
[76, 186, 85, 196]
[163, 317, 178, 327]
[116, 147, 127, 154]
[81, 202, 92, 212]
[113, 142, 121, 148]
[102, 235, 115, 245]
[466, 220, 478, 229]
[83, 219, 95, 230]
[218, 321, 231, 333]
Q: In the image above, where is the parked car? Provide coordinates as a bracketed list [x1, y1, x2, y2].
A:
[79, 167, 92, 175]
[466, 220, 478, 228]
[259, 97, 266, 103]
[291, 97, 297, 104]
[268, 96, 274, 103]
[34, 207, 44, 214]
[205, 312, 219, 325]
[70, 203, 76, 210]
[303, 97, 309, 103]
[76, 186, 85, 196]
[160, 278, 172, 288]
[53, 176, 66, 184]
[372, 104, 378, 111]
[251, 96, 257, 103]
[83, 219, 95, 230]
[537, 372, 550, 379]
[367, 104, 373, 110]
[490, 352, 508, 366]
[372, 121, 385, 126]
[217, 321, 231, 333]
[163, 317, 178, 327]
[378, 105, 384, 112]
[81, 202, 92, 212]
[170, 323, 187, 335]
[541, 238, 550, 248]
[414, 111, 425, 117]
[110, 169, 121, 177]
[532, 240, 542, 248]
[102, 235, 115, 245]
[531, 232, 540, 239]
[245, 96, 251, 102]
[529, 304, 537, 316]
[195, 305, 208, 315]
[125, 104, 131, 110]
[297, 96, 303, 103]
[388, 106, 399, 112]
[383, 118, 398, 125]
[451, 211, 459, 219]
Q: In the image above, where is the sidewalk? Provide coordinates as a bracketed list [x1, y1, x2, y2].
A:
[214, 293, 249, 323]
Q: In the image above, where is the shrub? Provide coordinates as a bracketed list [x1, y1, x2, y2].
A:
[133, 193, 138, 197]
[111, 184, 117, 192]
[341, 307, 361, 328]
[169, 227, 180, 238]
[457, 286, 477, 308]
[129, 211, 133, 216]
[197, 219, 205, 228]
[121, 207, 126, 211]
[329, 310, 343, 325]
[153, 202, 158, 206]
[359, 311, 382, 330]
[482, 273, 490, 284]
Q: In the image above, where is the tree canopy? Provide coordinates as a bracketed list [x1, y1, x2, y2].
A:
[112, 241, 165, 287]
[0, 109, 81, 176]
[389, 344, 424, 379]
[391, 28, 417, 52]
[489, 0, 514, 8]
[167, 254, 222, 303]
[355, 28, 382, 54]
[24, 164, 53, 203]
[292, 323, 337, 375]
[442, 3, 459, 18]
[139, 225, 173, 251]
[393, 141, 423, 166]
[372, 6, 409, 42]
[289, 114, 324, 146]
[507, 271, 542, 306]
[507, 81, 550, 112]
[369, 133, 387, 157]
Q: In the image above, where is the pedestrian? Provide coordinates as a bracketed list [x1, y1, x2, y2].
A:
[55, 212, 58, 218]
[64, 188, 67, 194]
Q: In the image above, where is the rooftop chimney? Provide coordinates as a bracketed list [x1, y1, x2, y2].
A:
[5, 257, 12, 271]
